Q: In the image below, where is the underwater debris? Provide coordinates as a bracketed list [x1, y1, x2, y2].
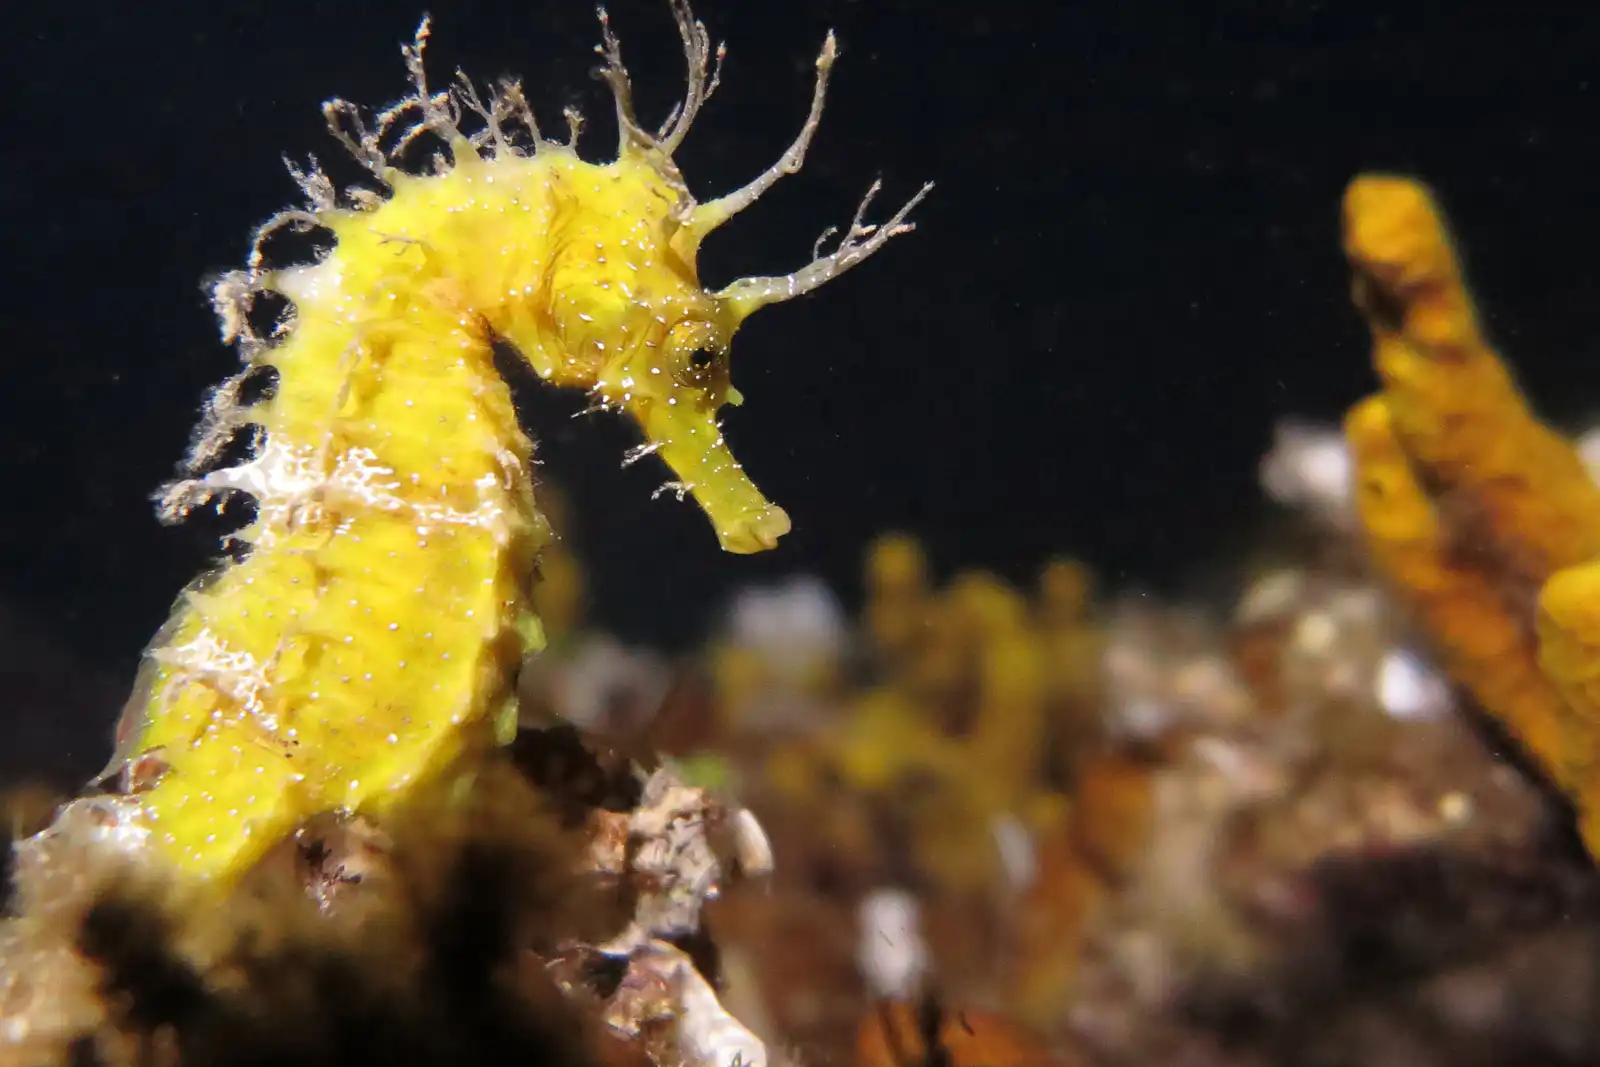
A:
[856, 888, 931, 1003]
[612, 939, 769, 1067]
[1260, 418, 1357, 532]
[0, 756, 603, 1067]
[1374, 647, 1455, 723]
[590, 763, 769, 956]
[857, 996, 1071, 1067]
[0, 738, 777, 1067]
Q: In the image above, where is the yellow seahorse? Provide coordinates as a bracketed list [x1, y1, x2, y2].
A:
[100, 1, 930, 886]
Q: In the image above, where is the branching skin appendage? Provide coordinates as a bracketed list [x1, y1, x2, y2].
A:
[97, 2, 930, 886]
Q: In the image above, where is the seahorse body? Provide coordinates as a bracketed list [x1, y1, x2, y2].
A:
[105, 2, 930, 885]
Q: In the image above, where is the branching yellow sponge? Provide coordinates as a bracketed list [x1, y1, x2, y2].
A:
[1341, 175, 1600, 853]
[102, 1, 930, 886]
[1345, 393, 1574, 783]
[1342, 175, 1600, 592]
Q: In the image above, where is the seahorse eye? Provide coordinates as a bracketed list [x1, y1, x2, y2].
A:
[663, 318, 728, 389]
[678, 343, 725, 388]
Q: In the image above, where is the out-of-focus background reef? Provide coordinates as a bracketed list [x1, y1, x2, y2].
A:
[9, 1, 1600, 1065]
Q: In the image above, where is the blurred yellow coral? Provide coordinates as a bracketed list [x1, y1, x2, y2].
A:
[1341, 174, 1600, 851]
[1345, 395, 1571, 774]
[1037, 558, 1095, 630]
[864, 533, 933, 672]
[1343, 177, 1600, 587]
[750, 537, 1117, 906]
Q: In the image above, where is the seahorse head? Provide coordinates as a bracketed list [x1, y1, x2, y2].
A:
[535, 151, 787, 554]
[517, 3, 929, 555]
[306, 3, 928, 554]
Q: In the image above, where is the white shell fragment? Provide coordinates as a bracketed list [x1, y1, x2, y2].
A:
[731, 807, 774, 879]
[856, 887, 931, 1001]
[598, 768, 725, 955]
[1376, 648, 1455, 721]
[1260, 419, 1355, 529]
[619, 941, 769, 1067]
[587, 760, 776, 1067]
